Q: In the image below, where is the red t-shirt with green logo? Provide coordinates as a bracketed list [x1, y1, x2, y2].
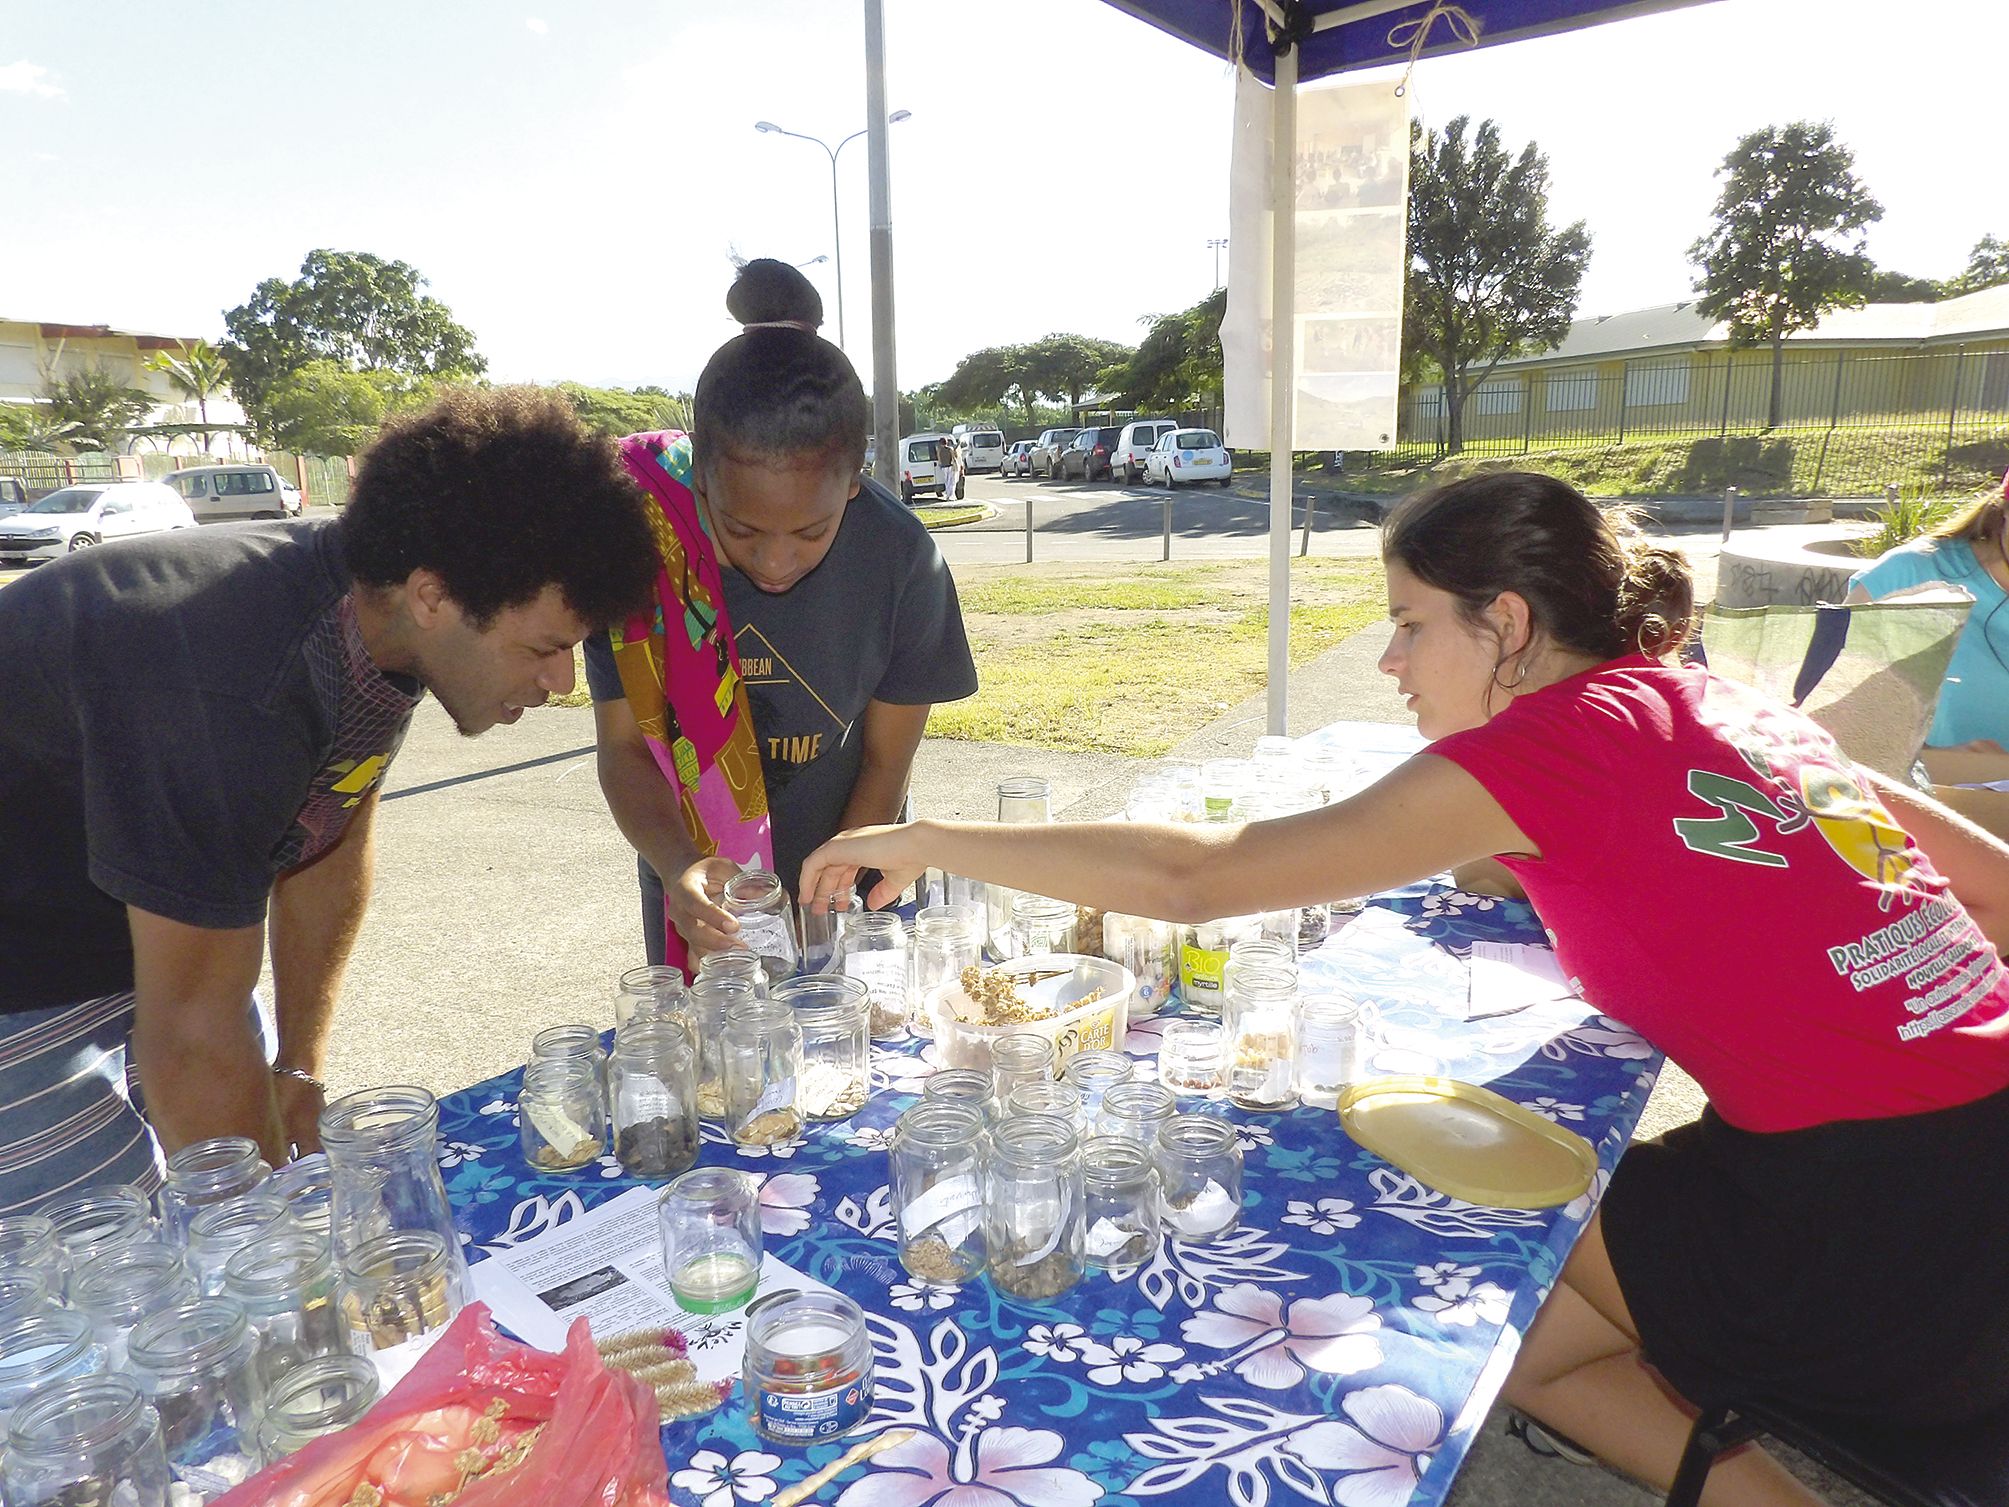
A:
[1430, 656, 2009, 1133]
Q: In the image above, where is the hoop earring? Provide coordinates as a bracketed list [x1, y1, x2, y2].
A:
[1492, 655, 1530, 692]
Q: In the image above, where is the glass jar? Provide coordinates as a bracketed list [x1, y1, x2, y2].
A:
[723, 1000, 805, 1146]
[185, 1194, 292, 1297]
[255, 1353, 379, 1460]
[1200, 758, 1253, 821]
[1178, 914, 1265, 1014]
[921, 1068, 995, 1124]
[1223, 938, 1297, 1000]
[1062, 1049, 1134, 1125]
[222, 1231, 345, 1390]
[1297, 990, 1364, 1110]
[126, 1298, 263, 1495]
[772, 977, 869, 1123]
[0, 1267, 56, 1321]
[1003, 893, 1076, 960]
[1102, 913, 1179, 1018]
[695, 948, 768, 996]
[798, 888, 863, 975]
[42, 1186, 154, 1272]
[0, 1215, 67, 1296]
[1005, 1079, 1080, 1122]
[3, 1373, 168, 1507]
[338, 1230, 459, 1353]
[985, 1115, 1082, 1301]
[990, 1031, 1056, 1103]
[70, 1242, 197, 1371]
[615, 965, 686, 1031]
[689, 976, 756, 1121]
[743, 1291, 873, 1447]
[0, 1309, 101, 1426]
[1155, 1115, 1243, 1243]
[527, 1023, 607, 1092]
[986, 777, 1051, 957]
[1094, 1080, 1177, 1145]
[1224, 965, 1300, 1112]
[837, 911, 910, 1038]
[1081, 1135, 1160, 1269]
[518, 1057, 607, 1173]
[609, 1020, 699, 1179]
[1156, 1018, 1227, 1098]
[657, 1169, 761, 1313]
[160, 1139, 270, 1246]
[908, 905, 983, 1041]
[319, 1086, 469, 1317]
[722, 868, 801, 982]
[890, 1101, 986, 1283]
[267, 1155, 333, 1241]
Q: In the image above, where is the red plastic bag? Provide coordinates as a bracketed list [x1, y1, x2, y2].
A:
[216, 1304, 667, 1507]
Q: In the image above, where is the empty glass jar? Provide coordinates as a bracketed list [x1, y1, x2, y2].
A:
[1094, 1080, 1177, 1145]
[689, 976, 756, 1121]
[1006, 1079, 1081, 1121]
[695, 948, 768, 996]
[126, 1298, 264, 1496]
[773, 976, 869, 1122]
[1156, 1115, 1243, 1243]
[657, 1169, 761, 1314]
[267, 1155, 333, 1241]
[319, 1085, 468, 1326]
[922, 1069, 995, 1124]
[185, 1194, 292, 1297]
[256, 1353, 379, 1460]
[339, 1230, 460, 1353]
[908, 905, 983, 1040]
[722, 868, 801, 981]
[616, 964, 687, 1031]
[3, 1373, 168, 1507]
[1062, 1050, 1134, 1125]
[609, 1020, 699, 1179]
[527, 1023, 608, 1092]
[0, 1215, 67, 1296]
[160, 1139, 270, 1247]
[0, 1308, 101, 1427]
[1004, 894, 1077, 960]
[891, 1101, 987, 1284]
[1223, 938, 1297, 999]
[70, 1241, 197, 1371]
[987, 777, 1051, 957]
[838, 911, 910, 1037]
[1081, 1135, 1160, 1269]
[223, 1230, 345, 1390]
[1297, 990, 1365, 1109]
[985, 1115, 1082, 1301]
[798, 888, 863, 975]
[990, 1031, 1056, 1103]
[1224, 965, 1301, 1112]
[0, 1267, 56, 1322]
[723, 1000, 805, 1147]
[1156, 1018, 1227, 1098]
[42, 1185, 154, 1272]
[518, 1058, 607, 1173]
[1101, 913, 1180, 1018]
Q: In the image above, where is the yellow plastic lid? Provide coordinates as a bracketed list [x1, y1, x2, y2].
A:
[1338, 1075, 1598, 1209]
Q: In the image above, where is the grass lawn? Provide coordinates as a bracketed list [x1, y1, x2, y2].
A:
[927, 557, 1386, 756]
[916, 504, 991, 529]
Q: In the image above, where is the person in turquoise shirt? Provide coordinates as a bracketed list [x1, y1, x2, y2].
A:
[1848, 473, 2009, 754]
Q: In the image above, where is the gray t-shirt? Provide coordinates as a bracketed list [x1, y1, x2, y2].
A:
[0, 519, 422, 1011]
[585, 478, 976, 893]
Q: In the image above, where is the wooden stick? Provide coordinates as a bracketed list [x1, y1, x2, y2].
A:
[770, 1430, 915, 1507]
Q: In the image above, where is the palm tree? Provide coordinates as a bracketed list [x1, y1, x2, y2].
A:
[145, 339, 233, 453]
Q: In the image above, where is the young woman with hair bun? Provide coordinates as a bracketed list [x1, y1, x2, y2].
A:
[802, 471, 2009, 1504]
[584, 258, 976, 973]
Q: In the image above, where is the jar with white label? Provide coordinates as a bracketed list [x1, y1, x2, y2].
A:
[836, 911, 910, 1038]
[890, 1101, 987, 1283]
[688, 975, 756, 1120]
[1081, 1136, 1159, 1270]
[608, 1021, 699, 1179]
[985, 1115, 1083, 1301]
[126, 1298, 264, 1497]
[908, 905, 982, 1041]
[518, 1058, 607, 1173]
[772, 976, 870, 1122]
[1102, 913, 1179, 1018]
[1224, 965, 1300, 1113]
[1297, 990, 1364, 1109]
[1155, 1114, 1243, 1243]
[744, 1290, 873, 1447]
[722, 1000, 805, 1147]
[722, 869, 801, 982]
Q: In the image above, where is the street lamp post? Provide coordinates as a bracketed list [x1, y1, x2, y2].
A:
[754, 110, 911, 350]
[1208, 237, 1229, 290]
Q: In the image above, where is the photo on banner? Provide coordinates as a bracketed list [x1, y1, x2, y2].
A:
[1222, 70, 1411, 451]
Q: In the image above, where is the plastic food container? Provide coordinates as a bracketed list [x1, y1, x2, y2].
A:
[926, 954, 1133, 1076]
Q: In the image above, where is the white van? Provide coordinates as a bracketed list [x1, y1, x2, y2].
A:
[1111, 419, 1181, 484]
[950, 424, 1006, 473]
[166, 464, 304, 523]
[898, 433, 964, 502]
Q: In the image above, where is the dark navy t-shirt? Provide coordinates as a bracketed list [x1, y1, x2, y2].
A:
[584, 477, 976, 894]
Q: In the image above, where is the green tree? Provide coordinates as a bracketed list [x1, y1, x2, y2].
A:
[1100, 289, 1227, 412]
[934, 346, 1038, 424]
[1403, 116, 1591, 454]
[221, 250, 485, 446]
[262, 360, 434, 457]
[0, 405, 79, 453]
[1865, 268, 1942, 304]
[144, 338, 235, 452]
[1689, 121, 1882, 430]
[42, 367, 155, 452]
[1946, 233, 2009, 296]
[1021, 333, 1134, 408]
[555, 383, 691, 438]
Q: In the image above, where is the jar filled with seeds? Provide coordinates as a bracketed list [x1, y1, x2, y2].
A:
[160, 1139, 270, 1246]
[518, 1057, 607, 1172]
[126, 1298, 264, 1496]
[722, 868, 801, 982]
[616, 965, 687, 1031]
[890, 1101, 987, 1283]
[222, 1231, 345, 1391]
[1297, 990, 1364, 1109]
[609, 1020, 699, 1179]
[836, 911, 911, 1037]
[1003, 893, 1076, 960]
[921, 1069, 995, 1125]
[723, 1000, 805, 1146]
[1224, 965, 1301, 1112]
[689, 976, 756, 1120]
[1155, 1115, 1243, 1244]
[255, 1353, 378, 1460]
[1081, 1135, 1160, 1269]
[2, 1374, 168, 1507]
[985, 1114, 1083, 1301]
[990, 1030, 1056, 1103]
[772, 977, 870, 1121]
[908, 905, 982, 1041]
[1093, 1080, 1177, 1145]
[338, 1230, 458, 1353]
[1062, 1049, 1134, 1126]
[184, 1194, 291, 1297]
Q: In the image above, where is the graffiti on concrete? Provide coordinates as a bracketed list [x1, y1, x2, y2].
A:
[1717, 553, 1855, 610]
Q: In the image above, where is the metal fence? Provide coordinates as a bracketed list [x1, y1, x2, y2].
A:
[0, 452, 136, 491]
[1, 450, 355, 507]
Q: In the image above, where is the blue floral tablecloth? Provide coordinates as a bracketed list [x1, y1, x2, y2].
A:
[438, 883, 1662, 1507]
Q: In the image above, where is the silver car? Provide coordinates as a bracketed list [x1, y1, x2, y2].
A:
[166, 464, 303, 523]
[0, 482, 197, 565]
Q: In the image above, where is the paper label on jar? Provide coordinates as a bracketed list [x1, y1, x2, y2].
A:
[900, 1174, 983, 1246]
[1162, 1179, 1237, 1236]
[1014, 1188, 1073, 1267]
[1084, 1216, 1140, 1259]
[844, 953, 907, 1004]
[754, 1376, 870, 1444]
[736, 914, 795, 964]
[749, 1075, 797, 1122]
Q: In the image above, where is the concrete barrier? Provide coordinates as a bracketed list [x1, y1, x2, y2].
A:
[1715, 532, 1862, 608]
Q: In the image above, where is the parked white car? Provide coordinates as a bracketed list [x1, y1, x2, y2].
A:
[950, 425, 1006, 473]
[1001, 439, 1037, 478]
[1111, 419, 1180, 483]
[898, 433, 964, 502]
[0, 482, 196, 565]
[166, 463, 303, 523]
[1144, 428, 1234, 487]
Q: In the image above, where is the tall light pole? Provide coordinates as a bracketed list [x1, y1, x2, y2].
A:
[1208, 237, 1229, 290]
[754, 110, 911, 351]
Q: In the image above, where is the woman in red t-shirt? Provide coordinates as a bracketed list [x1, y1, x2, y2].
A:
[801, 473, 2009, 1504]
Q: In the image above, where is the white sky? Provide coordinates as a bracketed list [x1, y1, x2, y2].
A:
[1, 0, 1998, 394]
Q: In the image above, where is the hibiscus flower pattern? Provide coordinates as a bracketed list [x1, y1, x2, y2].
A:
[1077, 1335, 1184, 1386]
[1281, 1197, 1359, 1236]
[1409, 1263, 1511, 1328]
[1177, 1282, 1384, 1390]
[671, 1449, 779, 1507]
[834, 1427, 1102, 1507]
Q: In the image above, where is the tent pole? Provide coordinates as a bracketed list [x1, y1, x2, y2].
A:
[1266, 42, 1297, 736]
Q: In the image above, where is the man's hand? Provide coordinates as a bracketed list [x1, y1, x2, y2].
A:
[273, 1073, 328, 1158]
[669, 856, 743, 961]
